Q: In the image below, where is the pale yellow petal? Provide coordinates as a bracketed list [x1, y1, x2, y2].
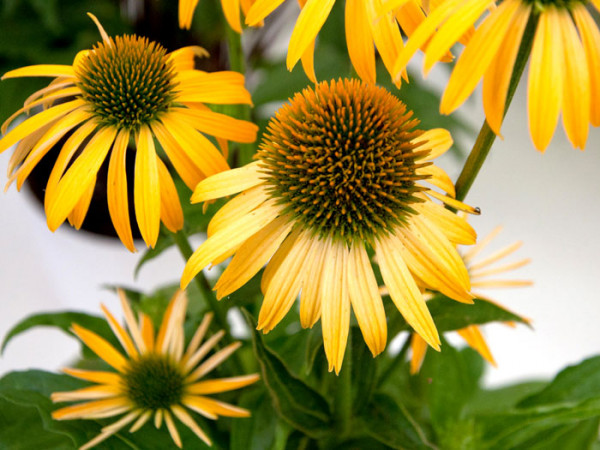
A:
[457, 325, 496, 366]
[183, 395, 251, 418]
[413, 201, 477, 245]
[412, 128, 453, 160]
[171, 405, 212, 446]
[191, 161, 264, 203]
[187, 374, 260, 394]
[71, 324, 128, 372]
[207, 184, 269, 237]
[299, 237, 327, 328]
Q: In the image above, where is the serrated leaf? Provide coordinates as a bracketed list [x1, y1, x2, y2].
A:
[242, 310, 332, 439]
[359, 393, 435, 450]
[388, 297, 528, 337]
[1, 311, 117, 355]
[518, 356, 600, 408]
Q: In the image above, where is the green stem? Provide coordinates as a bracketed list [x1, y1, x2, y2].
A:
[377, 333, 411, 387]
[225, 25, 253, 168]
[454, 15, 538, 202]
[334, 333, 353, 437]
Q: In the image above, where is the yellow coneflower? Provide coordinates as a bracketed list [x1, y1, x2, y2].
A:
[410, 225, 532, 374]
[392, 0, 600, 151]
[243, 0, 462, 84]
[180, 78, 480, 373]
[51, 289, 259, 449]
[0, 14, 257, 251]
[179, 0, 257, 32]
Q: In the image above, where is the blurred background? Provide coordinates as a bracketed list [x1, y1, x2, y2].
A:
[0, 0, 598, 387]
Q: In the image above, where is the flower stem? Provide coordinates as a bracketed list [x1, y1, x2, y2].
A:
[225, 25, 253, 168]
[334, 332, 352, 437]
[454, 15, 538, 202]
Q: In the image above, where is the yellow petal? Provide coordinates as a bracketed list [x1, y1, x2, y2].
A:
[416, 164, 455, 197]
[164, 410, 182, 448]
[2, 64, 75, 79]
[176, 71, 253, 105]
[207, 185, 269, 237]
[107, 129, 136, 252]
[573, 5, 600, 127]
[482, 2, 530, 135]
[67, 176, 95, 230]
[181, 200, 281, 288]
[215, 215, 293, 299]
[245, 0, 285, 25]
[346, 0, 376, 83]
[179, 0, 200, 29]
[46, 126, 117, 231]
[559, 9, 590, 149]
[62, 368, 121, 385]
[321, 238, 350, 374]
[299, 237, 327, 328]
[409, 333, 428, 374]
[51, 397, 129, 420]
[261, 228, 300, 294]
[0, 99, 84, 155]
[457, 325, 496, 366]
[183, 395, 250, 418]
[168, 46, 209, 71]
[424, 0, 495, 75]
[440, 0, 520, 114]
[51, 384, 122, 402]
[71, 324, 128, 372]
[134, 125, 161, 248]
[187, 374, 260, 394]
[375, 234, 440, 350]
[157, 158, 184, 233]
[527, 8, 564, 151]
[186, 342, 242, 382]
[257, 229, 313, 333]
[300, 39, 317, 83]
[287, 0, 335, 70]
[171, 405, 212, 446]
[160, 114, 230, 178]
[412, 128, 453, 160]
[413, 200, 477, 245]
[222, 0, 242, 32]
[191, 161, 264, 203]
[347, 242, 387, 356]
[173, 107, 258, 143]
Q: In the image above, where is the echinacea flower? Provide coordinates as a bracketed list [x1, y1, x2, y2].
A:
[392, 0, 600, 151]
[0, 14, 257, 251]
[51, 289, 259, 449]
[179, 0, 257, 32]
[410, 224, 532, 374]
[181, 78, 480, 373]
[244, 0, 459, 84]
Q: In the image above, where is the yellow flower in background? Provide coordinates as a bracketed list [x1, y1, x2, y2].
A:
[0, 15, 257, 251]
[181, 79, 480, 373]
[393, 0, 600, 151]
[52, 290, 259, 449]
[244, 0, 463, 84]
[410, 225, 532, 374]
[179, 0, 257, 31]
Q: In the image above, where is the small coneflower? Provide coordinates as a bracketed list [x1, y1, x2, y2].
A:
[244, 0, 458, 84]
[51, 289, 259, 449]
[181, 78, 480, 373]
[179, 0, 257, 32]
[392, 0, 600, 151]
[0, 14, 257, 251]
[410, 225, 532, 374]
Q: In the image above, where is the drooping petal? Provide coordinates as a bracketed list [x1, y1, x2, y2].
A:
[179, 0, 201, 29]
[347, 242, 387, 357]
[375, 234, 440, 350]
[221, 0, 242, 32]
[171, 405, 212, 446]
[345, 0, 376, 83]
[134, 125, 161, 248]
[409, 333, 428, 374]
[172, 107, 258, 143]
[157, 158, 184, 233]
[528, 8, 564, 151]
[245, 0, 285, 26]
[573, 5, 600, 127]
[457, 325, 496, 366]
[67, 176, 95, 230]
[321, 238, 350, 374]
[299, 236, 327, 328]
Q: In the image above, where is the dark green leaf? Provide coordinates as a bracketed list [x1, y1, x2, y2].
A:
[467, 381, 547, 415]
[231, 388, 283, 450]
[1, 311, 117, 355]
[522, 418, 600, 450]
[359, 393, 435, 450]
[518, 356, 600, 408]
[242, 310, 332, 439]
[350, 327, 378, 414]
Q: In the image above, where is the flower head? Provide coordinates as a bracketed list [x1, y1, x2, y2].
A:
[393, 0, 600, 151]
[0, 14, 257, 251]
[244, 0, 457, 84]
[51, 289, 259, 449]
[181, 78, 480, 373]
[179, 0, 257, 32]
[410, 224, 532, 374]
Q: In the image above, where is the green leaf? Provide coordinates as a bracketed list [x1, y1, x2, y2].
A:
[359, 393, 435, 450]
[350, 327, 378, 414]
[520, 418, 600, 450]
[467, 381, 547, 415]
[388, 297, 529, 337]
[518, 356, 600, 408]
[242, 310, 332, 439]
[1, 311, 117, 355]
[477, 397, 600, 449]
[231, 388, 284, 450]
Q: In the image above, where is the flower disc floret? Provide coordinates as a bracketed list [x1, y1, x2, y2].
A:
[124, 354, 184, 410]
[258, 79, 430, 243]
[76, 35, 176, 130]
